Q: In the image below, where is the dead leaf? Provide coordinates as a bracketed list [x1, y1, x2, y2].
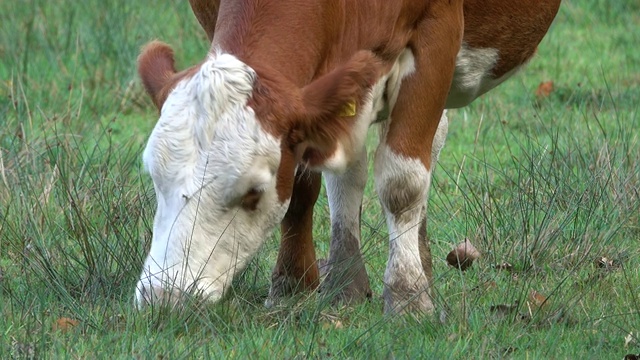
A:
[10, 338, 36, 359]
[490, 303, 530, 322]
[535, 81, 554, 99]
[528, 290, 548, 308]
[625, 332, 636, 348]
[321, 319, 344, 330]
[595, 256, 615, 269]
[446, 238, 481, 271]
[320, 312, 345, 330]
[494, 262, 513, 272]
[53, 317, 79, 332]
[490, 303, 519, 316]
[472, 280, 497, 293]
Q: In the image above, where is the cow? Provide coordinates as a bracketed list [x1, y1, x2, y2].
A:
[135, 0, 561, 315]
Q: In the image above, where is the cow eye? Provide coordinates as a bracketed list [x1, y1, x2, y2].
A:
[240, 188, 263, 211]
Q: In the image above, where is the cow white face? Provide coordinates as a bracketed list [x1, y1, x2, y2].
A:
[136, 41, 382, 306]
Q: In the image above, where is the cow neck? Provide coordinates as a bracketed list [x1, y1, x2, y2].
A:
[211, 0, 332, 88]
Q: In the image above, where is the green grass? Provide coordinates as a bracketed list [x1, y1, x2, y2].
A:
[1, 0, 639, 358]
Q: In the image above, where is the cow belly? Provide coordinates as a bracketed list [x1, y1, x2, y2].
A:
[446, 43, 520, 109]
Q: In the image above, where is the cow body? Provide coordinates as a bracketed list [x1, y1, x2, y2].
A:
[136, 0, 561, 314]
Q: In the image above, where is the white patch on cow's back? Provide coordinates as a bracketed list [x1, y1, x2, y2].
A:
[137, 52, 289, 307]
[446, 43, 521, 108]
[316, 48, 416, 173]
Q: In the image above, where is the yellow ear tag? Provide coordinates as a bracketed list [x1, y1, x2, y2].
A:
[339, 100, 357, 117]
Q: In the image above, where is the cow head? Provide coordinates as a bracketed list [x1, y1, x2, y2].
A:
[135, 41, 381, 306]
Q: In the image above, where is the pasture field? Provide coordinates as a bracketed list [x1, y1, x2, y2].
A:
[1, 0, 639, 358]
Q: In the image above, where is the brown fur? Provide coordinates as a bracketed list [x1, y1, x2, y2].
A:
[462, 0, 562, 77]
[246, 49, 383, 200]
[270, 168, 322, 297]
[137, 41, 201, 111]
[137, 41, 177, 109]
[141, 0, 562, 308]
[189, 0, 220, 42]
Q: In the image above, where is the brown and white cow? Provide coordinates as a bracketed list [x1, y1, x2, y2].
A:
[136, 0, 561, 314]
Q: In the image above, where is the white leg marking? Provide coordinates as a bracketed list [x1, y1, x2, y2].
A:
[322, 149, 371, 301]
[374, 143, 433, 314]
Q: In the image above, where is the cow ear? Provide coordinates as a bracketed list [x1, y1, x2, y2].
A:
[138, 41, 177, 110]
[301, 50, 382, 123]
[290, 50, 383, 166]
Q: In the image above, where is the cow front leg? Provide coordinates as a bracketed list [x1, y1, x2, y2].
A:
[375, 0, 462, 315]
[375, 114, 448, 315]
[266, 168, 321, 306]
[375, 144, 433, 315]
[320, 150, 372, 304]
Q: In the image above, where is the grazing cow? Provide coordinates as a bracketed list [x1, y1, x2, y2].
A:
[136, 0, 561, 314]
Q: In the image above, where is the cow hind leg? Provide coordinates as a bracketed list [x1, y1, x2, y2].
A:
[266, 168, 321, 307]
[320, 150, 372, 304]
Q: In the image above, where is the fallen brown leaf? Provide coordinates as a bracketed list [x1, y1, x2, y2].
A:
[494, 262, 513, 272]
[52, 317, 79, 332]
[471, 280, 497, 293]
[490, 303, 531, 322]
[595, 256, 615, 269]
[446, 238, 481, 271]
[528, 290, 548, 308]
[10, 338, 36, 359]
[535, 81, 554, 99]
[625, 332, 636, 348]
[490, 303, 519, 317]
[321, 319, 344, 330]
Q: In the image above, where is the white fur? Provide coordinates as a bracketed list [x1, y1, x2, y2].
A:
[374, 143, 432, 311]
[374, 145, 431, 224]
[446, 43, 520, 108]
[320, 48, 442, 311]
[431, 110, 449, 169]
[137, 53, 289, 306]
[324, 149, 368, 234]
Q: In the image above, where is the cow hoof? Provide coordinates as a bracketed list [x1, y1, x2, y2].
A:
[266, 272, 318, 308]
[382, 287, 434, 316]
[320, 281, 372, 306]
[319, 262, 372, 305]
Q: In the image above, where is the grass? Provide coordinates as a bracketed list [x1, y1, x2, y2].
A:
[1, 0, 639, 358]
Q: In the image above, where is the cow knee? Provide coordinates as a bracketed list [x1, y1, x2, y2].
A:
[374, 145, 430, 220]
